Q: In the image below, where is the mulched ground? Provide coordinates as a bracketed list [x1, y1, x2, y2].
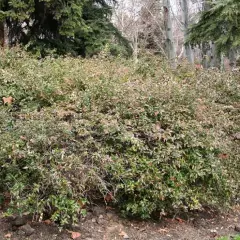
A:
[0, 206, 240, 240]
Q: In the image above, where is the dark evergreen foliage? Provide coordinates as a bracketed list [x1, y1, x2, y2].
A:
[0, 0, 132, 56]
[187, 0, 240, 55]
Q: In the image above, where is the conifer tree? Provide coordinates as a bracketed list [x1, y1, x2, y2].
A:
[187, 0, 240, 55]
[0, 0, 131, 56]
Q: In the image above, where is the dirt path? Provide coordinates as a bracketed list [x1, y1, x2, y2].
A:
[0, 207, 240, 240]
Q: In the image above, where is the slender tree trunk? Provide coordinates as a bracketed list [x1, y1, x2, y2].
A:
[163, 0, 176, 67]
[202, 42, 210, 68]
[229, 49, 237, 69]
[209, 42, 220, 68]
[0, 20, 8, 48]
[133, 25, 139, 64]
[0, 21, 5, 47]
[181, 0, 194, 64]
[201, 0, 211, 68]
[220, 53, 225, 71]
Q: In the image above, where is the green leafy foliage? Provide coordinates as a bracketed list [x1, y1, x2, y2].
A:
[187, 0, 240, 54]
[0, 49, 239, 224]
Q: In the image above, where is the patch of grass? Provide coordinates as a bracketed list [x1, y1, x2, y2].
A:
[218, 235, 240, 240]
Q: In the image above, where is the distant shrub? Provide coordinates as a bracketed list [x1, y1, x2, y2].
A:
[0, 49, 239, 223]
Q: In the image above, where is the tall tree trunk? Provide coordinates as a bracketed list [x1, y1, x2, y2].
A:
[0, 21, 5, 47]
[209, 42, 220, 68]
[181, 0, 194, 64]
[163, 0, 176, 67]
[229, 49, 237, 69]
[201, 1, 211, 68]
[133, 25, 139, 64]
[0, 20, 8, 48]
[202, 42, 211, 68]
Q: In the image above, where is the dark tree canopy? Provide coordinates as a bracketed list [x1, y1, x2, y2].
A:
[187, 0, 240, 55]
[0, 0, 132, 56]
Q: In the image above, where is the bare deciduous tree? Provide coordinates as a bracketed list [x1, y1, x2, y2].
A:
[113, 0, 166, 61]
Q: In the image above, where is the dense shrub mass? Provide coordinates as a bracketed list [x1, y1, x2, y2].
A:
[0, 49, 239, 224]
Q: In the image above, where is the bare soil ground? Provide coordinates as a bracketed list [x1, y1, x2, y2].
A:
[0, 206, 240, 240]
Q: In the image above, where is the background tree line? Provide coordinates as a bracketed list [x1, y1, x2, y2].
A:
[0, 0, 240, 68]
[113, 0, 240, 69]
